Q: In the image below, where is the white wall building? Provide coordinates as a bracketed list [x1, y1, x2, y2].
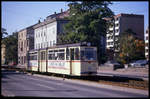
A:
[33, 18, 69, 50]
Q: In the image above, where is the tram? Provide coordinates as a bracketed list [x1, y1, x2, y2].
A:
[28, 43, 98, 76]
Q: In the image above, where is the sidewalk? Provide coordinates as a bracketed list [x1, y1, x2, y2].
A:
[98, 66, 149, 78]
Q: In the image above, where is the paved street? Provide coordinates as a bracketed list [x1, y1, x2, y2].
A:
[1, 70, 148, 97]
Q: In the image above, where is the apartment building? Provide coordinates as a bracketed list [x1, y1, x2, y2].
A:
[33, 10, 69, 50]
[18, 24, 37, 69]
[145, 26, 149, 60]
[105, 13, 144, 54]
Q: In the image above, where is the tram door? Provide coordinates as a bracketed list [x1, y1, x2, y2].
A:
[39, 51, 47, 72]
[70, 48, 75, 75]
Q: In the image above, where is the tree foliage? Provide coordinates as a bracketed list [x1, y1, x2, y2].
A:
[58, 1, 114, 64]
[2, 32, 18, 64]
[1, 28, 8, 38]
[117, 29, 145, 64]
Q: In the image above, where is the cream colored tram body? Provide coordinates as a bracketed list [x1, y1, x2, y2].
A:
[28, 51, 38, 71]
[28, 43, 98, 76]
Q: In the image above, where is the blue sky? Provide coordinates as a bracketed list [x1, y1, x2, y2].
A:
[2, 1, 149, 35]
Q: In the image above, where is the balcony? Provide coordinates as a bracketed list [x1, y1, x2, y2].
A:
[115, 20, 119, 24]
[115, 32, 119, 36]
[109, 27, 114, 31]
[145, 46, 149, 49]
[145, 40, 149, 43]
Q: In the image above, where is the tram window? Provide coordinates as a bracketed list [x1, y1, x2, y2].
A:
[58, 49, 65, 60]
[81, 48, 96, 60]
[48, 50, 54, 60]
[29, 56, 32, 60]
[57, 53, 65, 60]
[49, 50, 53, 53]
[29, 55, 37, 60]
[54, 50, 58, 52]
[48, 54, 53, 60]
[75, 48, 79, 60]
[66, 48, 70, 60]
[70, 48, 75, 60]
[34, 55, 37, 60]
[85, 48, 96, 60]
[81, 51, 85, 60]
[59, 49, 64, 52]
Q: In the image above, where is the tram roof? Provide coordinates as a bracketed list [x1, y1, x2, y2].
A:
[29, 42, 95, 52]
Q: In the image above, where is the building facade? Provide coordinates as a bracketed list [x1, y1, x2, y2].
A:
[18, 24, 36, 69]
[34, 10, 69, 50]
[145, 26, 149, 60]
[105, 13, 144, 58]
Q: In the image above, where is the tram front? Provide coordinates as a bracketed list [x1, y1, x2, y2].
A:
[80, 46, 98, 75]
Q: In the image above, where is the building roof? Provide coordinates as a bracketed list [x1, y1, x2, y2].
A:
[29, 42, 94, 52]
[46, 9, 70, 20]
[104, 13, 144, 21]
[114, 13, 144, 18]
[18, 23, 39, 33]
[33, 18, 69, 29]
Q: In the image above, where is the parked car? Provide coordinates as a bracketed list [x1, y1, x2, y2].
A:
[104, 60, 120, 66]
[129, 60, 148, 67]
[104, 60, 122, 70]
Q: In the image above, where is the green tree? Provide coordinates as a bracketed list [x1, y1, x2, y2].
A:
[2, 32, 18, 64]
[58, 1, 114, 64]
[117, 29, 145, 64]
[1, 28, 8, 38]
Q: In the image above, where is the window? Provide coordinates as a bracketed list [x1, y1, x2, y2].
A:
[146, 49, 149, 53]
[53, 40, 55, 45]
[48, 49, 65, 60]
[81, 48, 96, 61]
[75, 48, 80, 60]
[39, 32, 40, 37]
[48, 50, 54, 60]
[50, 41, 52, 46]
[18, 57, 20, 63]
[116, 24, 119, 27]
[24, 56, 26, 63]
[27, 40, 29, 46]
[57, 49, 65, 60]
[29, 53, 37, 60]
[81, 50, 85, 60]
[85, 48, 96, 60]
[107, 42, 109, 45]
[70, 48, 75, 60]
[116, 29, 119, 33]
[66, 47, 70, 60]
[52, 28, 55, 34]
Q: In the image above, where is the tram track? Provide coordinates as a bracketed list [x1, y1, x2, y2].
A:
[2, 67, 149, 90]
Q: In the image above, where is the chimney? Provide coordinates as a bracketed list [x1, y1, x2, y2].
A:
[38, 20, 41, 23]
[54, 12, 56, 14]
[61, 8, 63, 13]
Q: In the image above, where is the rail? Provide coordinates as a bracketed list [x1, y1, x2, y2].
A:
[1, 66, 149, 90]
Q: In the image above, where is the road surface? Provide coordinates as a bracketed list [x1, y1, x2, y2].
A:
[1, 70, 148, 97]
